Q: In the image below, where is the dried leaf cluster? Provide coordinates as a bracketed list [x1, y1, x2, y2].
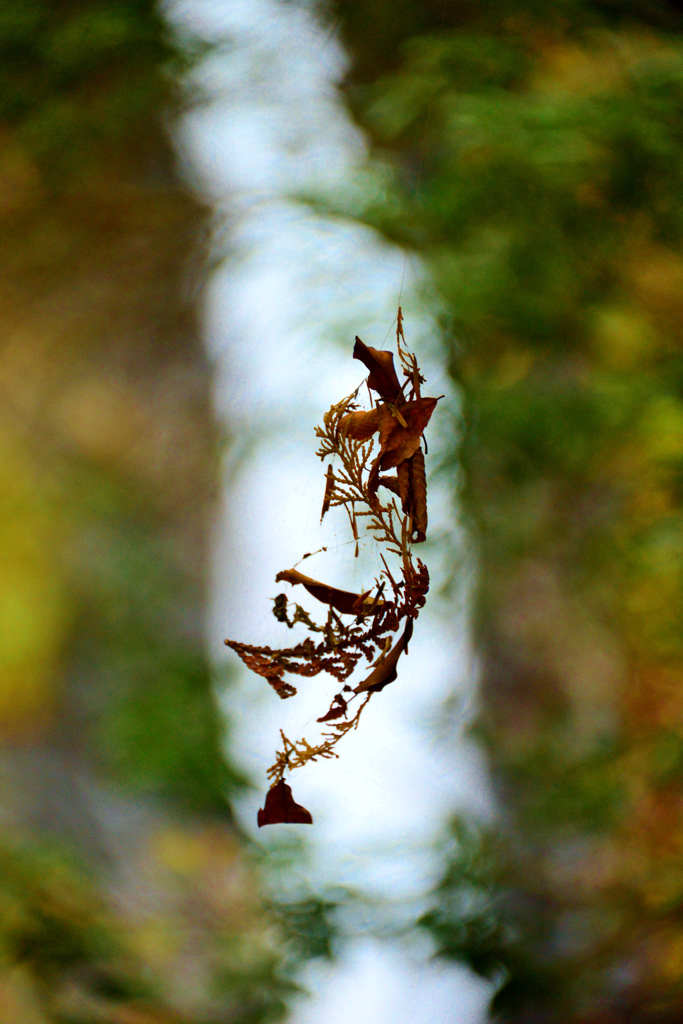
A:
[226, 312, 439, 825]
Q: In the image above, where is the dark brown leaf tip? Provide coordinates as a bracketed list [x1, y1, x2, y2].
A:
[353, 337, 401, 401]
[257, 779, 313, 827]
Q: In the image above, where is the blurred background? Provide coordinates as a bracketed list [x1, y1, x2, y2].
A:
[5, 0, 683, 1022]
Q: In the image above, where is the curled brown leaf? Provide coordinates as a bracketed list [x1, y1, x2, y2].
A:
[376, 397, 438, 471]
[353, 337, 401, 400]
[317, 693, 348, 722]
[341, 397, 438, 475]
[354, 618, 414, 694]
[320, 464, 335, 522]
[410, 447, 428, 543]
[379, 453, 426, 541]
[396, 459, 411, 508]
[276, 567, 386, 616]
[378, 474, 401, 497]
[339, 405, 382, 441]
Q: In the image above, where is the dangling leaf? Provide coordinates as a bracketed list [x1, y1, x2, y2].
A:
[341, 397, 439, 474]
[379, 455, 426, 540]
[396, 459, 411, 508]
[378, 473, 401, 497]
[320, 464, 335, 522]
[376, 396, 439, 471]
[410, 447, 428, 543]
[275, 568, 386, 615]
[317, 693, 348, 722]
[257, 779, 313, 826]
[353, 337, 401, 400]
[339, 405, 382, 441]
[354, 618, 414, 693]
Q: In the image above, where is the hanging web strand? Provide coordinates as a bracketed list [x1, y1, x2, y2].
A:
[396, 2, 445, 316]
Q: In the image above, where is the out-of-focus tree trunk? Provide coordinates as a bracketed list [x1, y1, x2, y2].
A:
[0, 3, 291, 1020]
[327, 0, 683, 1019]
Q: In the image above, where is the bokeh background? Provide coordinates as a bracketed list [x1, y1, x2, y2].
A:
[6, 0, 683, 1022]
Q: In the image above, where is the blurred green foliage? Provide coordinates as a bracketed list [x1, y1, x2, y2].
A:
[327, 0, 683, 1019]
[0, 0, 191, 175]
[0, 2, 305, 1021]
[270, 895, 341, 963]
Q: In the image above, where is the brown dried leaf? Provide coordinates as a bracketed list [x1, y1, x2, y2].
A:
[343, 397, 437, 474]
[362, 397, 437, 508]
[339, 406, 382, 441]
[382, 454, 427, 541]
[410, 447, 428, 543]
[257, 779, 313, 826]
[353, 337, 401, 400]
[378, 474, 401, 497]
[397, 459, 411, 509]
[317, 693, 348, 722]
[377, 397, 438, 470]
[275, 568, 386, 616]
[320, 464, 335, 523]
[354, 618, 414, 694]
